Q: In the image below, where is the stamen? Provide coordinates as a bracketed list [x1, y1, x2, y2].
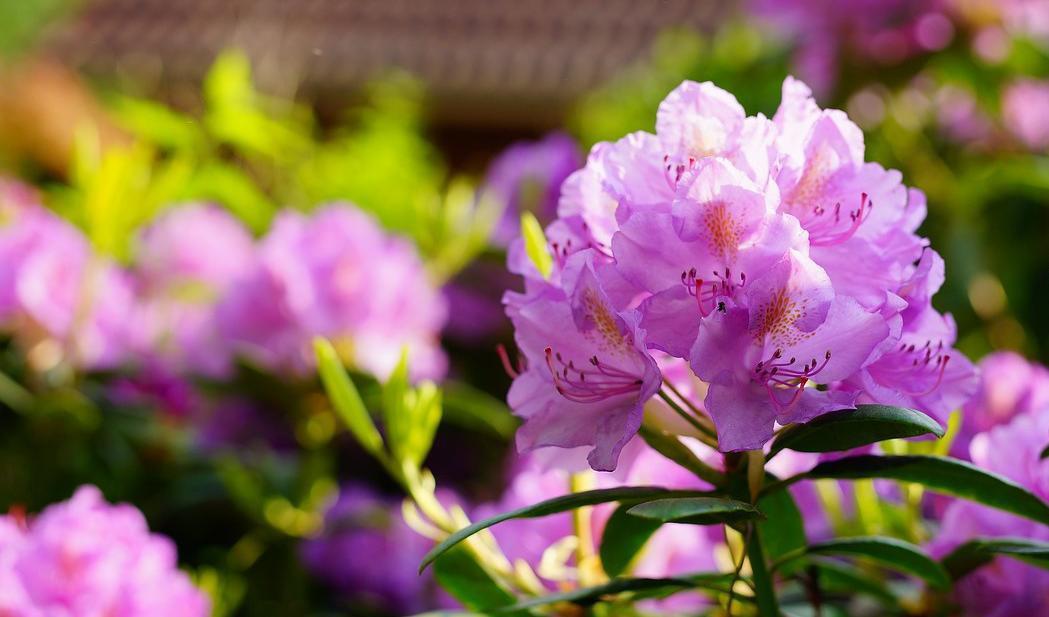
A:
[801, 193, 873, 247]
[545, 347, 644, 403]
[887, 339, 951, 397]
[754, 349, 833, 414]
[681, 266, 746, 316]
[497, 344, 524, 379]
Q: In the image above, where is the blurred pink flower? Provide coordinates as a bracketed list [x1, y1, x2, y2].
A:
[219, 204, 447, 381]
[301, 484, 454, 614]
[131, 204, 256, 377]
[0, 486, 209, 616]
[1002, 79, 1049, 151]
[929, 409, 1049, 616]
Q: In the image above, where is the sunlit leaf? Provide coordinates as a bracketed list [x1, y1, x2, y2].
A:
[520, 212, 552, 279]
[313, 338, 383, 455]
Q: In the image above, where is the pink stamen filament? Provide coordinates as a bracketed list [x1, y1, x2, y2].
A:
[682, 267, 746, 316]
[804, 193, 873, 247]
[663, 154, 697, 189]
[754, 349, 832, 414]
[545, 347, 644, 403]
[890, 340, 951, 397]
[497, 344, 524, 379]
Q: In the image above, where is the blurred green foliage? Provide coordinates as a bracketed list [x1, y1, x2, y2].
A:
[0, 0, 74, 60]
[572, 23, 793, 146]
[58, 50, 494, 279]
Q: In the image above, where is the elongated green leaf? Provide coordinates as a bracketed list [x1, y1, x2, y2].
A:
[492, 573, 738, 612]
[520, 212, 553, 278]
[599, 505, 663, 577]
[942, 537, 1049, 580]
[770, 405, 943, 456]
[382, 352, 442, 467]
[313, 338, 383, 455]
[432, 547, 518, 613]
[420, 487, 707, 571]
[626, 497, 763, 525]
[808, 558, 897, 605]
[785, 537, 949, 589]
[804, 455, 1049, 526]
[757, 480, 806, 564]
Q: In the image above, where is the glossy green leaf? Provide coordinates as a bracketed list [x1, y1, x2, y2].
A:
[783, 536, 949, 589]
[804, 455, 1049, 526]
[626, 496, 763, 525]
[770, 405, 943, 456]
[757, 479, 806, 564]
[942, 537, 1049, 580]
[520, 212, 553, 279]
[420, 487, 707, 571]
[808, 558, 897, 605]
[313, 338, 383, 455]
[432, 547, 518, 613]
[599, 505, 663, 577]
[491, 573, 738, 612]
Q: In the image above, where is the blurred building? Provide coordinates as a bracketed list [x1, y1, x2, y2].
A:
[43, 0, 726, 132]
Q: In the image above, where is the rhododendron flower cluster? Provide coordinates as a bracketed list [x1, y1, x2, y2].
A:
[0, 181, 136, 371]
[505, 77, 976, 470]
[0, 188, 447, 383]
[930, 407, 1049, 616]
[0, 486, 208, 616]
[301, 484, 453, 614]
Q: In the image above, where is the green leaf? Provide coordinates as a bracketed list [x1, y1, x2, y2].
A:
[804, 455, 1049, 526]
[626, 496, 763, 525]
[313, 338, 383, 455]
[808, 558, 897, 605]
[757, 479, 806, 564]
[491, 574, 738, 612]
[1041, 444, 1049, 460]
[520, 212, 553, 279]
[432, 547, 518, 613]
[599, 505, 663, 577]
[942, 537, 1049, 580]
[770, 405, 944, 456]
[441, 381, 518, 439]
[421, 487, 707, 571]
[785, 536, 949, 590]
[381, 352, 443, 468]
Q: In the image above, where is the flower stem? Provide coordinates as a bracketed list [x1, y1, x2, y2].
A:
[746, 527, 780, 617]
[656, 389, 718, 447]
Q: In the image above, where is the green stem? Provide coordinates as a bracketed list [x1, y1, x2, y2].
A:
[747, 527, 780, 617]
[656, 390, 718, 447]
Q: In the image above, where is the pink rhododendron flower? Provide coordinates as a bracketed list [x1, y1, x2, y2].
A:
[219, 204, 447, 381]
[301, 484, 453, 614]
[1002, 79, 1049, 151]
[751, 0, 952, 95]
[957, 351, 1049, 456]
[131, 204, 255, 377]
[504, 77, 973, 469]
[929, 409, 1049, 616]
[0, 486, 209, 616]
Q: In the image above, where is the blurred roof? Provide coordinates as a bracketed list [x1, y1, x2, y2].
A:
[44, 0, 726, 129]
